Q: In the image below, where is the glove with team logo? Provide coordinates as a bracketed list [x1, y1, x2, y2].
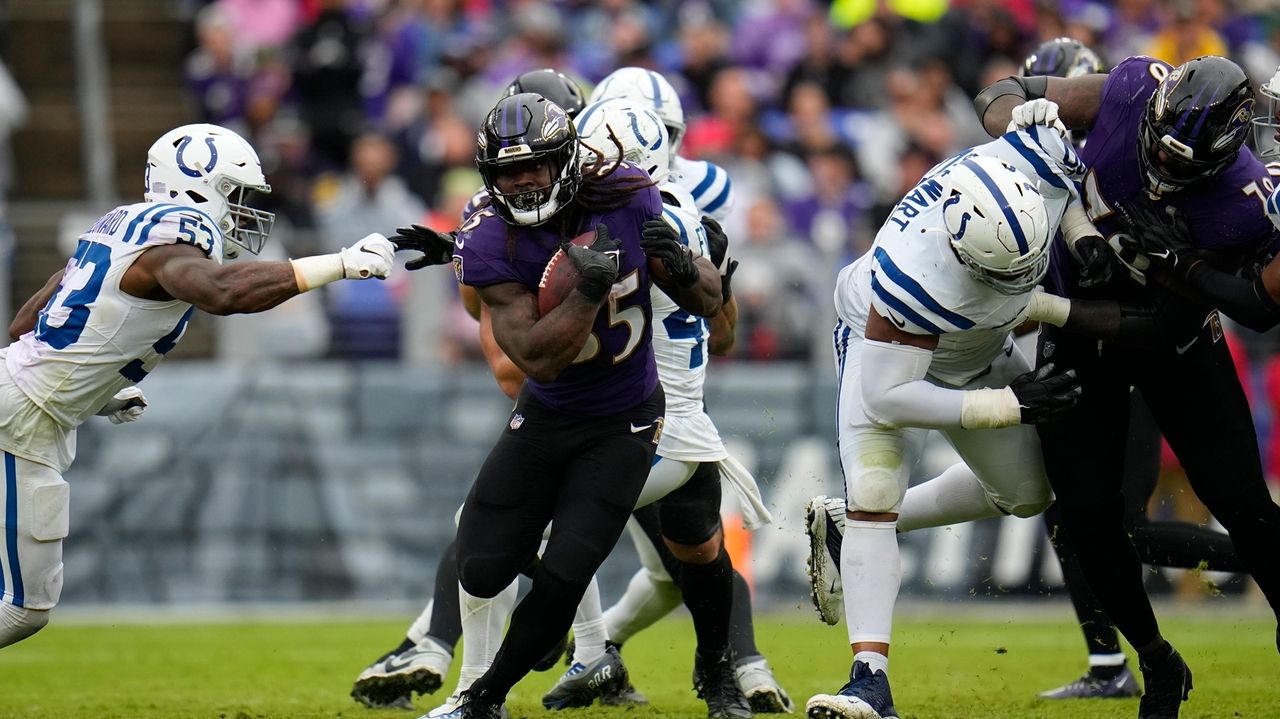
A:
[1069, 235, 1122, 288]
[1007, 98, 1068, 138]
[338, 233, 396, 279]
[562, 223, 620, 302]
[1009, 362, 1081, 423]
[392, 224, 456, 270]
[97, 386, 148, 424]
[642, 219, 700, 287]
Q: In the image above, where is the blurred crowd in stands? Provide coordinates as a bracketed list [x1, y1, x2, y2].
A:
[178, 0, 1280, 372]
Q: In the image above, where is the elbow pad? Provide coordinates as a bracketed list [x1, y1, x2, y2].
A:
[974, 76, 1048, 123]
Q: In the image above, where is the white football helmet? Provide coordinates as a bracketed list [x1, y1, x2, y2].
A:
[940, 156, 1050, 295]
[145, 123, 274, 258]
[1253, 65, 1280, 161]
[589, 67, 685, 160]
[575, 99, 671, 184]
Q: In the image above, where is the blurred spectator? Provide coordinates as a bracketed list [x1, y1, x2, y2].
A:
[1144, 0, 1228, 66]
[214, 0, 304, 53]
[1102, 0, 1163, 62]
[782, 16, 850, 109]
[185, 4, 256, 131]
[314, 131, 425, 252]
[392, 72, 477, 206]
[782, 144, 873, 263]
[674, 11, 732, 112]
[288, 0, 373, 169]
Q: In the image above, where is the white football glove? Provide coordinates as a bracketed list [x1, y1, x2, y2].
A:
[339, 233, 396, 280]
[1007, 98, 1068, 138]
[98, 386, 148, 424]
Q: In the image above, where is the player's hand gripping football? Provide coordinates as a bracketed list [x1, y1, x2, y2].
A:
[98, 386, 148, 425]
[562, 224, 620, 302]
[1009, 363, 1081, 423]
[1006, 99, 1068, 139]
[338, 233, 396, 279]
[642, 219, 700, 287]
[391, 224, 457, 270]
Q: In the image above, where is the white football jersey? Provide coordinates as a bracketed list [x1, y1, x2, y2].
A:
[672, 156, 734, 222]
[3, 201, 220, 466]
[835, 126, 1084, 387]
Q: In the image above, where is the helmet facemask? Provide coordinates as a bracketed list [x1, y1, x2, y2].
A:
[477, 95, 582, 226]
[1253, 70, 1280, 162]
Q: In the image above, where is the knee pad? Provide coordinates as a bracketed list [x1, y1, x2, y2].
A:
[0, 603, 51, 648]
[998, 495, 1055, 519]
[848, 453, 907, 513]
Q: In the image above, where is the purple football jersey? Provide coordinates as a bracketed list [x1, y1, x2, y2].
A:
[1048, 56, 1280, 295]
[453, 163, 662, 416]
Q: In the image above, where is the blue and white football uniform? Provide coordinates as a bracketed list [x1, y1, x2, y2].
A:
[672, 156, 734, 223]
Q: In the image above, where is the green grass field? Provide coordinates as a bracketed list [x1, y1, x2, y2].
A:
[0, 609, 1274, 718]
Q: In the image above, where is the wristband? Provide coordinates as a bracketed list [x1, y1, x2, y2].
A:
[290, 255, 344, 292]
[960, 387, 1022, 429]
[1027, 291, 1071, 327]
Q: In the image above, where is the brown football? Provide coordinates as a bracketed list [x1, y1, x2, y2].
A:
[537, 228, 597, 316]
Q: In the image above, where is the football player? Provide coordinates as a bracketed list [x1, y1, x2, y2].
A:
[802, 112, 1146, 719]
[0, 123, 396, 648]
[976, 54, 1280, 717]
[439, 92, 722, 719]
[585, 67, 793, 709]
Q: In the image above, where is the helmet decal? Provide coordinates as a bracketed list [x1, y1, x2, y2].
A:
[176, 135, 218, 178]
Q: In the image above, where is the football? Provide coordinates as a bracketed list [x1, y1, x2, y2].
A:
[537, 228, 598, 316]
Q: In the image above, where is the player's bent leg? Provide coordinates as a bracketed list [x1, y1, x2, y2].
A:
[0, 602, 50, 648]
[0, 454, 67, 650]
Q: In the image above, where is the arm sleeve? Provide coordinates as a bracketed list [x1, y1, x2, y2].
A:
[1180, 262, 1280, 333]
[860, 340, 1020, 430]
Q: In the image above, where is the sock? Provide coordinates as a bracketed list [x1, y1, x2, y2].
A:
[727, 569, 761, 662]
[854, 650, 888, 676]
[456, 578, 518, 695]
[426, 540, 464, 649]
[571, 574, 608, 665]
[897, 463, 1002, 533]
[680, 546, 734, 658]
[604, 567, 684, 644]
[1088, 652, 1127, 679]
[406, 600, 433, 647]
[842, 519, 900, 646]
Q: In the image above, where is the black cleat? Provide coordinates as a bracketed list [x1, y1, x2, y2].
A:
[542, 645, 629, 709]
[1138, 645, 1193, 719]
[694, 650, 754, 719]
[1037, 664, 1141, 699]
[458, 690, 506, 719]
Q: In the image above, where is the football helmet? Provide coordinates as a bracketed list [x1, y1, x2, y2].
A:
[145, 123, 274, 258]
[1139, 55, 1253, 198]
[941, 156, 1050, 295]
[1252, 65, 1280, 161]
[575, 98, 670, 184]
[476, 93, 580, 226]
[507, 69, 586, 119]
[589, 67, 685, 159]
[1020, 38, 1105, 79]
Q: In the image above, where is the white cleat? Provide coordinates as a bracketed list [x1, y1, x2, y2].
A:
[352, 637, 453, 706]
[736, 656, 795, 713]
[805, 495, 846, 626]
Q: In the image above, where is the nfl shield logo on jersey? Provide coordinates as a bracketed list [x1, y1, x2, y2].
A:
[509, 413, 525, 430]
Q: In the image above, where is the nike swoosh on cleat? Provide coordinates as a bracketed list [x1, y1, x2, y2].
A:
[383, 653, 429, 673]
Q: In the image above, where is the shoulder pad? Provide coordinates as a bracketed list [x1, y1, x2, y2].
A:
[127, 204, 223, 258]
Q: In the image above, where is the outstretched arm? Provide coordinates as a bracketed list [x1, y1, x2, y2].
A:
[975, 74, 1107, 138]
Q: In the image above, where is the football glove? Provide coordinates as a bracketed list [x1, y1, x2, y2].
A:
[702, 216, 730, 269]
[1009, 363, 1081, 424]
[721, 257, 739, 303]
[392, 224, 456, 270]
[1114, 235, 1201, 287]
[1007, 99, 1068, 139]
[563, 223, 620, 302]
[98, 387, 148, 424]
[1069, 235, 1122, 288]
[338, 234, 396, 279]
[641, 219, 700, 287]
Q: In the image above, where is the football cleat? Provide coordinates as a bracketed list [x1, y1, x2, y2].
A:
[1137, 645, 1193, 719]
[541, 645, 629, 709]
[736, 656, 794, 713]
[805, 495, 846, 626]
[353, 690, 414, 710]
[352, 637, 452, 707]
[1037, 664, 1141, 699]
[806, 661, 898, 719]
[456, 690, 508, 719]
[694, 650, 753, 719]
[423, 692, 510, 719]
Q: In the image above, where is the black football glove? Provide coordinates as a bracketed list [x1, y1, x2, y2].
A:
[1115, 235, 1201, 287]
[1070, 235, 1122, 289]
[1009, 362, 1082, 424]
[702, 216, 730, 269]
[720, 257, 739, 304]
[641, 219, 701, 287]
[562, 223, 620, 302]
[391, 224, 456, 270]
